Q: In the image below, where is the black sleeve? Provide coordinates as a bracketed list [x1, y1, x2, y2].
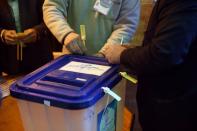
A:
[33, 0, 50, 40]
[120, 1, 197, 75]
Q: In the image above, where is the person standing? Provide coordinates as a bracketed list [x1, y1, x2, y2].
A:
[0, 0, 54, 75]
[43, 0, 140, 56]
[104, 0, 197, 131]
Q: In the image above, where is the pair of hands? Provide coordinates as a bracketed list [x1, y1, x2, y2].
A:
[3, 28, 37, 45]
[63, 32, 127, 63]
[63, 32, 104, 57]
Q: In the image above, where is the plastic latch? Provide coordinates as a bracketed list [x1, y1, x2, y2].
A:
[75, 78, 87, 82]
[44, 100, 51, 106]
[119, 72, 138, 84]
[102, 87, 121, 101]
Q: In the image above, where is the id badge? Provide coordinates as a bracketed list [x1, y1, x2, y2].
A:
[93, 0, 113, 16]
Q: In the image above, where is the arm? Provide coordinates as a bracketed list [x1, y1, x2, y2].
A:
[27, 0, 51, 41]
[16, 0, 50, 43]
[120, 2, 197, 75]
[43, 0, 73, 44]
[107, 0, 140, 44]
[33, 23, 50, 40]
[100, 0, 140, 54]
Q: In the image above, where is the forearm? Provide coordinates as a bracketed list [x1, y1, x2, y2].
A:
[43, 0, 73, 44]
[120, 2, 197, 75]
[33, 23, 49, 40]
[107, 0, 140, 44]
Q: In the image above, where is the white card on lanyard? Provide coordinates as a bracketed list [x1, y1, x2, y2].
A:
[93, 0, 113, 16]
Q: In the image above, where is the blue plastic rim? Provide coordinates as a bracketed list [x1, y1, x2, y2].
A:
[10, 55, 122, 109]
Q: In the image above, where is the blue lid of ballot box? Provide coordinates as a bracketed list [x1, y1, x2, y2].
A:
[10, 55, 121, 109]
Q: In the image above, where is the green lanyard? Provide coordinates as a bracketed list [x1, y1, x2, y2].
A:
[8, 0, 24, 61]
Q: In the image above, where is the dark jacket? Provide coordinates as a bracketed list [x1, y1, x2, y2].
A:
[121, 0, 197, 130]
[0, 0, 54, 74]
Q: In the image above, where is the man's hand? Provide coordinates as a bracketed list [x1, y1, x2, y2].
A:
[64, 32, 79, 46]
[3, 30, 18, 45]
[17, 28, 37, 43]
[64, 32, 86, 55]
[104, 44, 126, 64]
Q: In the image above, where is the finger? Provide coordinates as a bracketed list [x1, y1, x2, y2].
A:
[5, 35, 17, 43]
[5, 39, 17, 45]
[72, 41, 83, 54]
[23, 29, 37, 39]
[62, 45, 71, 54]
[8, 33, 16, 38]
[75, 40, 85, 54]
[70, 42, 77, 53]
[24, 29, 34, 35]
[6, 34, 18, 42]
[102, 48, 108, 56]
[16, 33, 26, 40]
[9, 31, 17, 38]
[76, 40, 86, 52]
[5, 35, 15, 41]
[23, 30, 35, 37]
[9, 30, 17, 35]
[21, 34, 33, 42]
[104, 53, 110, 61]
[24, 29, 31, 35]
[107, 56, 112, 63]
[108, 55, 116, 64]
[21, 33, 37, 43]
[66, 42, 76, 53]
[64, 33, 80, 45]
[105, 53, 115, 64]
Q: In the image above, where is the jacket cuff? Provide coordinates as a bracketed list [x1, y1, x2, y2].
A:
[61, 30, 74, 45]
[120, 48, 130, 65]
[33, 23, 48, 40]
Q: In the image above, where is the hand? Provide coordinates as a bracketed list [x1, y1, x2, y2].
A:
[93, 52, 105, 58]
[64, 32, 86, 55]
[17, 28, 37, 43]
[62, 45, 72, 54]
[104, 44, 126, 64]
[2, 30, 18, 45]
[64, 32, 80, 46]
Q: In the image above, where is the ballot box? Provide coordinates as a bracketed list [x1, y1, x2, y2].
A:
[10, 55, 126, 131]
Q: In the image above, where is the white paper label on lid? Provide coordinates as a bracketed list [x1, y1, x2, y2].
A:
[59, 61, 111, 76]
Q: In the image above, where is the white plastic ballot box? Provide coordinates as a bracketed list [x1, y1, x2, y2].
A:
[10, 55, 126, 131]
